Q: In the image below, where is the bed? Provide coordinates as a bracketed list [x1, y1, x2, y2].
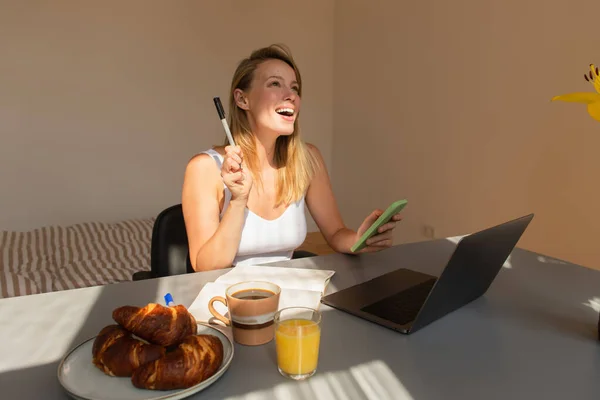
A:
[0, 217, 155, 299]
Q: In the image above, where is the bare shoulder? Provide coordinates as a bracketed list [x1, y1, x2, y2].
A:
[186, 153, 217, 173]
[304, 142, 326, 169]
[305, 142, 324, 160]
[184, 152, 221, 187]
[304, 142, 321, 155]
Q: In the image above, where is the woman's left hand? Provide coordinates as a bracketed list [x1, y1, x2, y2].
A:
[354, 209, 403, 252]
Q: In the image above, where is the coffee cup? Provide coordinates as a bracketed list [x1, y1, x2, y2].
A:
[208, 281, 281, 346]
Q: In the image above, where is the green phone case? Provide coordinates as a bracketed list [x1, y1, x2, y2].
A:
[350, 199, 408, 253]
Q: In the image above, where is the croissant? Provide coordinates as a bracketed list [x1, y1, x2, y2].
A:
[92, 324, 165, 377]
[131, 334, 224, 390]
[112, 303, 197, 347]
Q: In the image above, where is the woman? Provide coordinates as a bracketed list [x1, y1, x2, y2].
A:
[182, 44, 402, 272]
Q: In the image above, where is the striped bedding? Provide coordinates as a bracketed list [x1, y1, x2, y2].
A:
[0, 218, 155, 299]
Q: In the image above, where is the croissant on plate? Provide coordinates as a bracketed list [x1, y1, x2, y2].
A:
[112, 303, 197, 347]
[131, 334, 224, 390]
[92, 324, 166, 377]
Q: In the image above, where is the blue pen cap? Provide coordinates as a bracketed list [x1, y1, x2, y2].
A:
[164, 293, 174, 306]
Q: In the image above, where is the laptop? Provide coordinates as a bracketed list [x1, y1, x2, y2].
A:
[320, 213, 534, 334]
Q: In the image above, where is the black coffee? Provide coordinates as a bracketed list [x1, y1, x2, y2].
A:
[232, 288, 275, 300]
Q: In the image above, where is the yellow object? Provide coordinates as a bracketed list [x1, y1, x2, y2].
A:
[275, 319, 321, 376]
[552, 64, 600, 121]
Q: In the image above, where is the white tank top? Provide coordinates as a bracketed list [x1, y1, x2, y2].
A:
[199, 149, 307, 266]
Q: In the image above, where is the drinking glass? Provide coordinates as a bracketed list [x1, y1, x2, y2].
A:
[274, 306, 322, 380]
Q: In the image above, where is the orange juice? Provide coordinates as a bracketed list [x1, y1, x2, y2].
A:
[275, 319, 321, 376]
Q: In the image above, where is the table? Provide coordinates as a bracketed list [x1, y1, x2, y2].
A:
[1, 238, 600, 399]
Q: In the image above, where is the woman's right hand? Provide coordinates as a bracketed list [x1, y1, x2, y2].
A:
[221, 145, 253, 203]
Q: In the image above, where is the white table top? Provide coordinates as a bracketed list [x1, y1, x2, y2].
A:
[1, 238, 599, 399]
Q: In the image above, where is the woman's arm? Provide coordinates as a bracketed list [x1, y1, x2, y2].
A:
[181, 154, 246, 271]
[304, 144, 358, 253]
[305, 144, 401, 254]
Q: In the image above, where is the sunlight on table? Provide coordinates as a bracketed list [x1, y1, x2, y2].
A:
[224, 359, 413, 400]
[583, 296, 600, 312]
[0, 288, 101, 373]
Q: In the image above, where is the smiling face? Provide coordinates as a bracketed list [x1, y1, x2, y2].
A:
[234, 59, 301, 137]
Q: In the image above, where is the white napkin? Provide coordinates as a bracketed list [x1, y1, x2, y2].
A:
[214, 264, 335, 293]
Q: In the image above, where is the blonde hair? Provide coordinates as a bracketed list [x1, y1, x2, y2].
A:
[225, 44, 319, 206]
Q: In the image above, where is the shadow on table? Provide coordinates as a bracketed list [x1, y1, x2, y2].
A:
[198, 245, 600, 399]
[493, 248, 600, 342]
[196, 308, 419, 400]
[4, 241, 600, 400]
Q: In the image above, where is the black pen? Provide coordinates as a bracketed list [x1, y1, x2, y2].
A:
[213, 97, 236, 146]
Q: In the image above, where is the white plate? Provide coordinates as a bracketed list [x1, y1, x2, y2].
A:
[57, 323, 234, 400]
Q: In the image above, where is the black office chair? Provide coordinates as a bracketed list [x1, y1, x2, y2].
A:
[132, 204, 191, 280]
[132, 204, 316, 280]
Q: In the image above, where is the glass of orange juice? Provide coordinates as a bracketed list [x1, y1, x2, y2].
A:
[274, 306, 322, 380]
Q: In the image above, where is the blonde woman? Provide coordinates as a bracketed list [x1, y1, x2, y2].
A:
[182, 44, 402, 271]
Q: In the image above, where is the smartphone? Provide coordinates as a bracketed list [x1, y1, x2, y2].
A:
[350, 199, 408, 253]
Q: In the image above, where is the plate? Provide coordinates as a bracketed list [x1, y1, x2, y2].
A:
[57, 323, 234, 400]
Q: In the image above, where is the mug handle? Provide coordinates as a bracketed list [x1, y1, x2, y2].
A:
[208, 296, 230, 326]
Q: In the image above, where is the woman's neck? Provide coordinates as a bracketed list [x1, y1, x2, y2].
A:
[253, 134, 278, 170]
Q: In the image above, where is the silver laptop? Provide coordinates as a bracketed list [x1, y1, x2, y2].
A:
[321, 214, 534, 334]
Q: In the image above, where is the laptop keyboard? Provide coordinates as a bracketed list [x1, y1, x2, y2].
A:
[360, 278, 436, 325]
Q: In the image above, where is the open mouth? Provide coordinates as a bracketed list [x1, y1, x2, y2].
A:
[275, 107, 295, 117]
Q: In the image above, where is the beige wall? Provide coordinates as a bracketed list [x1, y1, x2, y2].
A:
[333, 0, 600, 269]
[0, 0, 333, 231]
[3, 0, 599, 270]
